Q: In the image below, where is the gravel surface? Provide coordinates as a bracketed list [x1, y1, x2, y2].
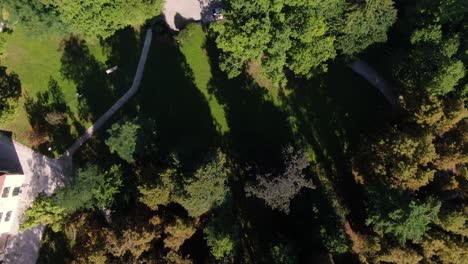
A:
[163, 0, 221, 30]
[163, 0, 202, 30]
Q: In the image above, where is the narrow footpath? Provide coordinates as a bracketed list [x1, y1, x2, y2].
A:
[63, 28, 153, 158]
[350, 59, 397, 107]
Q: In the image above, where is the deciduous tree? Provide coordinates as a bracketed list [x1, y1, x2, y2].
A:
[337, 0, 397, 55]
[0, 66, 21, 122]
[211, 0, 396, 85]
[105, 227, 155, 259]
[21, 195, 67, 232]
[138, 168, 177, 211]
[366, 189, 441, 244]
[54, 164, 122, 212]
[245, 147, 315, 214]
[106, 120, 141, 164]
[163, 218, 196, 251]
[357, 126, 438, 190]
[40, 0, 163, 38]
[176, 151, 230, 217]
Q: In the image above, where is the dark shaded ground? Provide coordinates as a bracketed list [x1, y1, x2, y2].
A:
[0, 131, 23, 174]
[33, 21, 392, 263]
[202, 34, 392, 262]
[36, 228, 72, 264]
[133, 32, 218, 167]
[205, 39, 294, 169]
[25, 78, 83, 155]
[286, 62, 393, 230]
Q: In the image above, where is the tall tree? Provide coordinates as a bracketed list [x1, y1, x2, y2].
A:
[0, 0, 68, 36]
[54, 164, 122, 211]
[203, 198, 239, 260]
[337, 0, 397, 55]
[40, 0, 163, 38]
[211, 0, 396, 85]
[356, 126, 438, 190]
[176, 150, 230, 217]
[245, 147, 315, 214]
[21, 164, 123, 233]
[0, 66, 21, 122]
[20, 195, 67, 232]
[138, 168, 177, 211]
[106, 119, 141, 164]
[366, 189, 441, 244]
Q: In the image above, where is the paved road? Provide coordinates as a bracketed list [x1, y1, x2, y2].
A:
[350, 59, 397, 107]
[62, 28, 153, 159]
[0, 136, 65, 263]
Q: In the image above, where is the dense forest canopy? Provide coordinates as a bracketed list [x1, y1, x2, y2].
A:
[0, 0, 163, 38]
[211, 0, 397, 85]
[0, 0, 466, 263]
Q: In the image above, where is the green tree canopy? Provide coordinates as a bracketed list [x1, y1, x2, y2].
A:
[21, 165, 122, 232]
[176, 150, 230, 217]
[54, 164, 122, 212]
[0, 66, 21, 122]
[245, 147, 315, 214]
[366, 189, 441, 244]
[337, 0, 397, 55]
[138, 168, 177, 211]
[39, 0, 163, 38]
[211, 0, 396, 85]
[20, 195, 68, 232]
[106, 119, 141, 164]
[1, 0, 68, 36]
[357, 126, 438, 190]
[203, 199, 239, 260]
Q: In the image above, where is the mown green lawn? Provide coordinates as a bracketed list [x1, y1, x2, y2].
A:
[177, 24, 229, 134]
[0, 25, 108, 148]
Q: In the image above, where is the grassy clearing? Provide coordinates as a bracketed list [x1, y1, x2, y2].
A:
[177, 24, 229, 134]
[246, 58, 293, 107]
[0, 25, 108, 147]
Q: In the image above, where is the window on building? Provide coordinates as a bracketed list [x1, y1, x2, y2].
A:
[0, 212, 3, 222]
[2, 187, 10, 198]
[12, 187, 21, 196]
[5, 211, 12, 222]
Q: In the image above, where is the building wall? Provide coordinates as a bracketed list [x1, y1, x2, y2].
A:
[0, 174, 25, 234]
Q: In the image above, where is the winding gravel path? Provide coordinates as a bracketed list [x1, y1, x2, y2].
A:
[349, 59, 397, 107]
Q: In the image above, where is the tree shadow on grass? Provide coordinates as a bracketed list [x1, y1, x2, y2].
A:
[36, 228, 72, 264]
[101, 26, 142, 99]
[202, 37, 299, 261]
[60, 36, 115, 123]
[134, 30, 218, 168]
[285, 62, 393, 227]
[25, 78, 83, 156]
[204, 39, 294, 169]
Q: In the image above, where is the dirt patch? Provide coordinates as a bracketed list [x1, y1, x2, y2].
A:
[247, 59, 275, 91]
[163, 0, 202, 30]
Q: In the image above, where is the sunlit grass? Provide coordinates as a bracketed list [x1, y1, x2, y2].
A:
[177, 24, 229, 134]
[0, 25, 107, 146]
